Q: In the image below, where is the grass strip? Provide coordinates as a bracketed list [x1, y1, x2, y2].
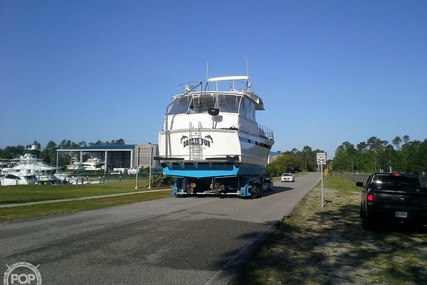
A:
[0, 190, 171, 222]
[0, 180, 162, 204]
[234, 175, 427, 285]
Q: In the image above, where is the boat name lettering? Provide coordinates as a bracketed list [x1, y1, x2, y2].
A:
[181, 135, 213, 148]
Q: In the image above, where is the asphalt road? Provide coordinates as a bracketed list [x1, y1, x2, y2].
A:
[0, 172, 320, 285]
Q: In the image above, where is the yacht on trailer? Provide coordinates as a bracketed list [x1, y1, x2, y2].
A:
[157, 75, 274, 197]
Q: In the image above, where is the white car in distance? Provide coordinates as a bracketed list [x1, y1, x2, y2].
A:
[280, 173, 295, 182]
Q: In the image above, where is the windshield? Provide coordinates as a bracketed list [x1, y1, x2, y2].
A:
[167, 93, 242, 115]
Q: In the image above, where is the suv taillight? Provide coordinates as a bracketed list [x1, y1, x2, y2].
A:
[367, 193, 374, 204]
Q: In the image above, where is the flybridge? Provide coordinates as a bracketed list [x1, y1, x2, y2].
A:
[206, 75, 250, 90]
[205, 75, 251, 94]
[177, 76, 251, 96]
[174, 76, 264, 111]
[206, 75, 248, 81]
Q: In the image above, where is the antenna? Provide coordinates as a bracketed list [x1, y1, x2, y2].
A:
[206, 62, 209, 81]
[245, 58, 251, 91]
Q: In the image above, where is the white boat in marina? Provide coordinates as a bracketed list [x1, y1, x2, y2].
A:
[157, 75, 274, 178]
[1, 170, 38, 186]
[1, 153, 59, 173]
[0, 159, 11, 174]
[54, 172, 85, 184]
[82, 157, 104, 170]
[66, 157, 85, 171]
[35, 174, 63, 185]
[0, 146, 60, 186]
[67, 162, 85, 171]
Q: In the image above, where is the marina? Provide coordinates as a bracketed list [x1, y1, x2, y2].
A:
[0, 146, 60, 186]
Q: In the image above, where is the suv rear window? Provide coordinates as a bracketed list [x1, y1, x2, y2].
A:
[369, 175, 423, 192]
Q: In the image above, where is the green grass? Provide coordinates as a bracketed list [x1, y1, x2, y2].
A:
[0, 179, 165, 204]
[0, 178, 173, 221]
[322, 174, 360, 191]
[234, 174, 427, 285]
[0, 191, 171, 222]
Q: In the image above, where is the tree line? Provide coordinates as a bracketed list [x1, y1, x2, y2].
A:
[331, 136, 427, 174]
[267, 135, 426, 176]
[267, 145, 325, 176]
[2, 135, 426, 175]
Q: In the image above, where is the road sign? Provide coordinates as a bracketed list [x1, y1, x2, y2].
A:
[317, 153, 326, 165]
[317, 152, 327, 208]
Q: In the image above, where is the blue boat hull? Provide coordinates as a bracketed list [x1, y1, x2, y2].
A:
[161, 162, 266, 178]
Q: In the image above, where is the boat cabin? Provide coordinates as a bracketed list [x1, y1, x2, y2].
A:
[166, 76, 264, 122]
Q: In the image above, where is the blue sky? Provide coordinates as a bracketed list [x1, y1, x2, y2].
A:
[1, 0, 426, 158]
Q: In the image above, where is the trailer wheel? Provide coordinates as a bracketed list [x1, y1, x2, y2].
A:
[251, 186, 258, 199]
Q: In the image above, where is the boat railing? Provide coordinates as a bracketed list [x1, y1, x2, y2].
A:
[258, 124, 274, 141]
[205, 76, 250, 92]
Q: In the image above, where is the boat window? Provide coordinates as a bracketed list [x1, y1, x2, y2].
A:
[191, 94, 216, 113]
[217, 94, 240, 113]
[167, 93, 244, 115]
[239, 97, 256, 121]
[167, 96, 192, 115]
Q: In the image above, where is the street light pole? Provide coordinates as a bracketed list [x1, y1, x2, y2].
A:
[135, 146, 139, 190]
[148, 145, 153, 189]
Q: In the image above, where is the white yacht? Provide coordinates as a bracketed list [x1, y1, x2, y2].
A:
[0, 146, 59, 186]
[66, 157, 85, 171]
[157, 75, 274, 178]
[2, 153, 58, 173]
[82, 157, 104, 170]
[1, 170, 38, 186]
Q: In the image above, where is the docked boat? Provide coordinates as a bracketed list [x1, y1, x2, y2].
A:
[0, 159, 10, 174]
[66, 157, 85, 171]
[82, 157, 104, 170]
[157, 75, 274, 178]
[0, 146, 60, 186]
[0, 155, 57, 186]
[1, 170, 38, 186]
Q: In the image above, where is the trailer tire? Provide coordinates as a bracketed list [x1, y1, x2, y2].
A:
[251, 186, 258, 199]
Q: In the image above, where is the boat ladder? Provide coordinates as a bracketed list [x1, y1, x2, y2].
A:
[189, 122, 203, 161]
